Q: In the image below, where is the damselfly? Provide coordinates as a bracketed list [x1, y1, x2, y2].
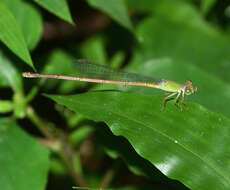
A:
[22, 60, 197, 109]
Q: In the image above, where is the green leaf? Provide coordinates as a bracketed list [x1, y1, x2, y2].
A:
[69, 126, 94, 145]
[13, 92, 27, 118]
[80, 36, 108, 65]
[0, 51, 23, 93]
[87, 0, 133, 31]
[2, 0, 43, 50]
[150, 1, 211, 32]
[127, 0, 199, 20]
[34, 0, 73, 24]
[0, 2, 33, 68]
[0, 51, 27, 118]
[135, 17, 230, 82]
[19, 3, 42, 50]
[50, 157, 66, 174]
[109, 51, 125, 69]
[95, 126, 177, 182]
[43, 50, 74, 74]
[0, 101, 13, 113]
[0, 118, 49, 190]
[0, 74, 8, 87]
[47, 92, 230, 190]
[42, 49, 82, 93]
[127, 0, 223, 48]
[201, 0, 216, 14]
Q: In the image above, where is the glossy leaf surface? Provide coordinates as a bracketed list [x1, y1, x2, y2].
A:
[47, 92, 230, 190]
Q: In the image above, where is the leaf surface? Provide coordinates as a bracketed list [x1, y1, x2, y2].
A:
[0, 118, 49, 190]
[0, 51, 23, 93]
[0, 2, 33, 68]
[135, 16, 230, 82]
[47, 91, 230, 190]
[2, 0, 43, 50]
[87, 0, 133, 31]
[34, 0, 73, 24]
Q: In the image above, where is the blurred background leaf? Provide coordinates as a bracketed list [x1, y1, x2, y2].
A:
[134, 16, 230, 82]
[41, 49, 79, 93]
[87, 0, 133, 31]
[0, 51, 23, 93]
[0, 52, 27, 118]
[34, 0, 74, 24]
[80, 36, 107, 65]
[0, 2, 33, 68]
[0, 119, 49, 190]
[2, 0, 43, 50]
[201, 0, 216, 15]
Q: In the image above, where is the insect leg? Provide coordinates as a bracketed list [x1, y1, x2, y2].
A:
[163, 92, 178, 110]
[174, 91, 184, 111]
[175, 91, 182, 104]
[180, 90, 188, 110]
[175, 90, 188, 111]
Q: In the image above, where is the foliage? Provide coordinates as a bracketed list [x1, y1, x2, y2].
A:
[0, 0, 230, 190]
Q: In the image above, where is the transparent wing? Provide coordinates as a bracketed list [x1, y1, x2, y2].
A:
[72, 59, 161, 84]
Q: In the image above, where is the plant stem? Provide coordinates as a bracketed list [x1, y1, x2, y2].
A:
[26, 106, 87, 187]
[99, 159, 121, 189]
[59, 145, 87, 187]
[26, 106, 53, 138]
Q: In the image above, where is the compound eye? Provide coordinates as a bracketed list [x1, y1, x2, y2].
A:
[186, 89, 191, 95]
